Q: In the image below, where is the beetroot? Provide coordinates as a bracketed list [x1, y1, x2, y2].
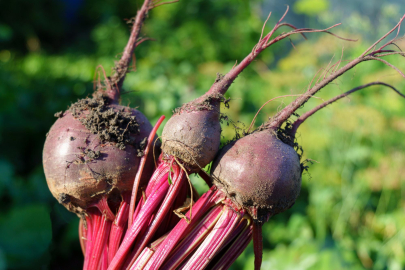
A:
[43, 97, 155, 214]
[211, 130, 302, 222]
[161, 96, 222, 172]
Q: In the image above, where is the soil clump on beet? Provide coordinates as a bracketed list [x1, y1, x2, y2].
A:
[69, 96, 141, 150]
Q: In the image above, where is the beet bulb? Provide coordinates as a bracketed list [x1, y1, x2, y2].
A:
[43, 96, 156, 214]
[211, 130, 302, 222]
[161, 93, 222, 172]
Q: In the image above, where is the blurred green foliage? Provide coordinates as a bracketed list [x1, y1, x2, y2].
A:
[0, 0, 404, 269]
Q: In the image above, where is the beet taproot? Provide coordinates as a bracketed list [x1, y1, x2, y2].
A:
[161, 95, 222, 172]
[43, 96, 158, 214]
[212, 130, 302, 222]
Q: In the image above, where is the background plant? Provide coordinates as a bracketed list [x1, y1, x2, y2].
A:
[0, 0, 404, 269]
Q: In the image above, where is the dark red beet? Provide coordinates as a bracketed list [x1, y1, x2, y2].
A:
[43, 97, 158, 214]
[211, 130, 302, 222]
[161, 96, 221, 172]
[209, 129, 301, 270]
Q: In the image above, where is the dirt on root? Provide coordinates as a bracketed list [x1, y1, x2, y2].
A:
[69, 96, 140, 150]
[173, 93, 225, 114]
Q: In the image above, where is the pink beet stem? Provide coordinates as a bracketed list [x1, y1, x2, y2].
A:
[180, 206, 241, 270]
[132, 197, 144, 224]
[253, 222, 263, 270]
[130, 247, 154, 270]
[212, 222, 253, 270]
[83, 211, 100, 270]
[143, 187, 223, 270]
[94, 196, 115, 221]
[79, 218, 87, 256]
[88, 216, 112, 270]
[217, 216, 248, 253]
[126, 165, 186, 267]
[100, 245, 108, 270]
[107, 175, 170, 270]
[129, 234, 168, 270]
[161, 206, 223, 269]
[108, 193, 131, 263]
[159, 178, 189, 236]
[122, 212, 156, 270]
[129, 115, 165, 227]
[122, 163, 169, 246]
[145, 163, 169, 196]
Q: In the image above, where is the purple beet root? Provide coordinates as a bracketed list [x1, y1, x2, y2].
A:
[211, 130, 302, 222]
[43, 97, 158, 214]
[161, 95, 222, 172]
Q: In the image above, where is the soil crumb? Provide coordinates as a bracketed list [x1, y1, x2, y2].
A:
[84, 148, 100, 159]
[54, 111, 63, 118]
[137, 137, 147, 157]
[69, 96, 140, 149]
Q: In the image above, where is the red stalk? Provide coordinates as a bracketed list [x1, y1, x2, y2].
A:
[88, 215, 112, 270]
[100, 246, 108, 270]
[166, 181, 189, 230]
[83, 210, 101, 270]
[107, 173, 170, 270]
[212, 222, 253, 270]
[129, 115, 165, 227]
[144, 162, 169, 196]
[129, 234, 168, 270]
[143, 187, 223, 269]
[180, 206, 241, 270]
[130, 248, 154, 270]
[82, 197, 116, 270]
[253, 223, 263, 270]
[108, 193, 131, 263]
[161, 206, 223, 269]
[79, 218, 87, 255]
[216, 217, 248, 253]
[122, 213, 157, 270]
[126, 165, 187, 266]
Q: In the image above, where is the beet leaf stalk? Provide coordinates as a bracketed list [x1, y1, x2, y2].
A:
[266, 14, 405, 131]
[290, 82, 405, 136]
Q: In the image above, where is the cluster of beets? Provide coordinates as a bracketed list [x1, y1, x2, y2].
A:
[42, 1, 405, 269]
